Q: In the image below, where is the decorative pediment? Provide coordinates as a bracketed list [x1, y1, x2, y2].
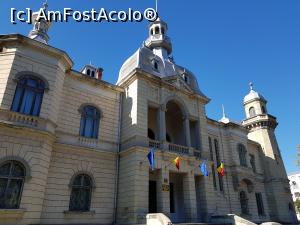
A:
[163, 75, 194, 94]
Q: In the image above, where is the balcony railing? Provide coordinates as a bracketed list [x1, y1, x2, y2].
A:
[149, 140, 161, 149]
[8, 111, 39, 127]
[78, 137, 98, 146]
[168, 143, 189, 155]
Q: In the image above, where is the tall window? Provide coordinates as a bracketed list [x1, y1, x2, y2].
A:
[0, 161, 25, 209]
[11, 76, 46, 116]
[211, 164, 217, 190]
[240, 191, 249, 215]
[79, 106, 100, 139]
[238, 144, 247, 167]
[214, 139, 223, 191]
[249, 107, 256, 117]
[69, 174, 93, 211]
[208, 137, 213, 161]
[249, 154, 256, 173]
[255, 192, 265, 215]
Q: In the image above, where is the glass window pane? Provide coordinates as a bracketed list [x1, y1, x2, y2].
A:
[20, 89, 35, 114]
[73, 175, 82, 186]
[11, 86, 23, 112]
[27, 79, 38, 88]
[0, 163, 11, 176]
[11, 163, 25, 177]
[5, 179, 23, 209]
[83, 176, 91, 187]
[32, 93, 43, 116]
[84, 117, 94, 138]
[0, 178, 8, 198]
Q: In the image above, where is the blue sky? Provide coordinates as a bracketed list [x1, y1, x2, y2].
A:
[0, 0, 299, 173]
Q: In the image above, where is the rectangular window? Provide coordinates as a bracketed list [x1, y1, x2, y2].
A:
[249, 154, 256, 173]
[255, 192, 265, 215]
[214, 139, 220, 164]
[211, 164, 217, 189]
[218, 174, 224, 192]
[208, 137, 213, 161]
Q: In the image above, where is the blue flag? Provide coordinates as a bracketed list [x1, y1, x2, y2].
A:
[147, 148, 155, 171]
[200, 160, 208, 177]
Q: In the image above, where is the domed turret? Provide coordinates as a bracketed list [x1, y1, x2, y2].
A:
[145, 17, 172, 57]
[243, 82, 266, 104]
[243, 82, 268, 119]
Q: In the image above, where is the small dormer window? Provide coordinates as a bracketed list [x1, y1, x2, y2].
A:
[182, 74, 188, 83]
[151, 59, 159, 71]
[87, 69, 91, 76]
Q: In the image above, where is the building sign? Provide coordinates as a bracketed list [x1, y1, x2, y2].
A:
[162, 184, 169, 192]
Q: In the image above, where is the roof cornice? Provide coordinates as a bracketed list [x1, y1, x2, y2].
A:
[0, 34, 73, 70]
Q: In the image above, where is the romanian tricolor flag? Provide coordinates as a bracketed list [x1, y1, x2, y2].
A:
[173, 157, 180, 170]
[217, 162, 225, 176]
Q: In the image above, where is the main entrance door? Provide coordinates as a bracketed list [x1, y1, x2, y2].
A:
[169, 173, 184, 223]
[149, 180, 157, 213]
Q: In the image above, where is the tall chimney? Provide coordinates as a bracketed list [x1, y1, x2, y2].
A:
[96, 68, 104, 80]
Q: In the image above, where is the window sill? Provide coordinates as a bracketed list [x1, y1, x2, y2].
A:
[0, 208, 26, 219]
[63, 210, 95, 215]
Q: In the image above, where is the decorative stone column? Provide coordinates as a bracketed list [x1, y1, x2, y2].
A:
[184, 116, 191, 147]
[159, 104, 166, 144]
[183, 172, 197, 222]
[157, 168, 170, 216]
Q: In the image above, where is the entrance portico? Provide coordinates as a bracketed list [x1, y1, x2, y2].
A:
[148, 167, 198, 223]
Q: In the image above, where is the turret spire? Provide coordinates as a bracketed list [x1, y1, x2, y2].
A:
[219, 104, 230, 124]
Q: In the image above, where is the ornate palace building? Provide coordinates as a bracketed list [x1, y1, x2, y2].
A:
[0, 4, 297, 225]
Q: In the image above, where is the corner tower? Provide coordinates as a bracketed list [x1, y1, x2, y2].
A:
[242, 83, 295, 223]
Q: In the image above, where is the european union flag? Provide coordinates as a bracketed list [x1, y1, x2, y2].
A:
[147, 148, 155, 171]
[200, 160, 208, 177]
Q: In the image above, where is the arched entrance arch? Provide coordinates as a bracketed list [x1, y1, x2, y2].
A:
[165, 100, 186, 145]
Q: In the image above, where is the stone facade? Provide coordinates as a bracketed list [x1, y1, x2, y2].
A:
[0, 17, 297, 225]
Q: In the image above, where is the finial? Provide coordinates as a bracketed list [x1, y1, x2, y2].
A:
[222, 104, 226, 118]
[219, 104, 230, 124]
[155, 0, 158, 13]
[43, 0, 48, 10]
[249, 82, 254, 91]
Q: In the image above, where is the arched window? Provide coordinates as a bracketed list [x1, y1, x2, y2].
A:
[11, 76, 45, 116]
[238, 144, 247, 167]
[161, 27, 165, 35]
[155, 26, 159, 34]
[0, 161, 25, 209]
[148, 128, 155, 140]
[240, 191, 249, 215]
[69, 174, 93, 211]
[249, 107, 256, 117]
[151, 28, 154, 35]
[87, 69, 91, 76]
[79, 106, 100, 139]
[91, 71, 95, 78]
